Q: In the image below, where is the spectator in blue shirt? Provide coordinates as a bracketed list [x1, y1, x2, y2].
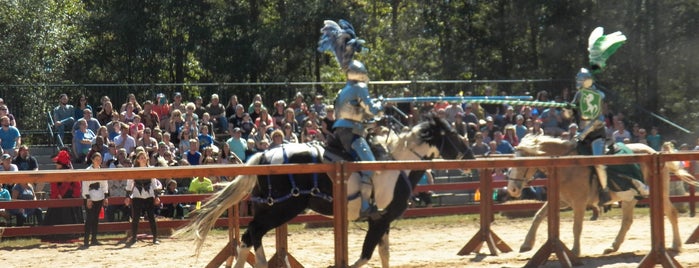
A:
[0, 116, 21, 156]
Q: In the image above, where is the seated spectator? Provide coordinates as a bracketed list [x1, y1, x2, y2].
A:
[189, 175, 214, 194]
[199, 113, 216, 140]
[206, 93, 228, 134]
[137, 127, 159, 155]
[1, 153, 18, 171]
[13, 145, 38, 172]
[0, 115, 21, 156]
[11, 182, 43, 226]
[129, 115, 145, 140]
[0, 104, 16, 127]
[96, 101, 116, 126]
[139, 100, 160, 130]
[198, 125, 216, 151]
[159, 180, 184, 219]
[73, 118, 97, 163]
[120, 93, 142, 114]
[226, 127, 247, 162]
[53, 94, 75, 141]
[73, 108, 101, 133]
[185, 139, 202, 165]
[0, 183, 10, 223]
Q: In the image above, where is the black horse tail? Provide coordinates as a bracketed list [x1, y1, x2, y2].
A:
[173, 152, 264, 256]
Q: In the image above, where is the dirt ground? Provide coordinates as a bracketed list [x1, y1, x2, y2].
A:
[2, 212, 699, 268]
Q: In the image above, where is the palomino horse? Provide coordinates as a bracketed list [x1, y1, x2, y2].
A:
[507, 134, 698, 257]
[176, 115, 474, 268]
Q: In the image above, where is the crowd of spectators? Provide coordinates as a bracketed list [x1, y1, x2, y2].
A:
[0, 88, 674, 231]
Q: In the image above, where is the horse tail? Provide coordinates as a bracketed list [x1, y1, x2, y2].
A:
[664, 160, 699, 187]
[174, 152, 264, 256]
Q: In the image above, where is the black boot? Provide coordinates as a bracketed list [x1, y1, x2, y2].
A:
[598, 189, 611, 207]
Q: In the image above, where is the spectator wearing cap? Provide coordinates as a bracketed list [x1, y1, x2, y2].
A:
[205, 94, 228, 134]
[479, 116, 499, 141]
[53, 93, 75, 141]
[567, 123, 580, 141]
[153, 93, 170, 123]
[0, 115, 21, 156]
[170, 92, 185, 116]
[1, 153, 18, 171]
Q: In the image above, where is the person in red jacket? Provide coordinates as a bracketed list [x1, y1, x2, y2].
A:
[41, 148, 83, 242]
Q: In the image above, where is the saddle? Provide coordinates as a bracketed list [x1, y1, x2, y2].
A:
[323, 132, 390, 163]
[576, 139, 645, 194]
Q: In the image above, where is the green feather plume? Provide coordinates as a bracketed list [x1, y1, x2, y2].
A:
[588, 27, 626, 73]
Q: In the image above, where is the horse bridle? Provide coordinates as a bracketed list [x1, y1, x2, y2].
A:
[507, 165, 547, 187]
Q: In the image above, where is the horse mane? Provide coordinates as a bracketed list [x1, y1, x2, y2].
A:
[517, 134, 576, 156]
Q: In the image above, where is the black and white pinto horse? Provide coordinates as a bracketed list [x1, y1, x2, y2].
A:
[176, 115, 474, 268]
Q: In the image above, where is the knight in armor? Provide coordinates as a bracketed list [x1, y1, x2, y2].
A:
[318, 20, 383, 220]
[572, 27, 648, 206]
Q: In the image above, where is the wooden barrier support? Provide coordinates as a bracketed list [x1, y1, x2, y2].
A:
[524, 167, 582, 268]
[638, 156, 682, 267]
[457, 168, 512, 256]
[333, 161, 350, 267]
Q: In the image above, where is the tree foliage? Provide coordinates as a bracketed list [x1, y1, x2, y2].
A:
[1, 0, 699, 142]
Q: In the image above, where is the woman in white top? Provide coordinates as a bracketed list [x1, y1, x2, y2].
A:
[124, 151, 162, 246]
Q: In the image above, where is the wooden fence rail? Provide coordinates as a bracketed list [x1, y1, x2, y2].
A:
[1, 152, 699, 267]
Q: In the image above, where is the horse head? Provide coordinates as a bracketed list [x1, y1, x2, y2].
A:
[417, 113, 475, 161]
[507, 134, 569, 198]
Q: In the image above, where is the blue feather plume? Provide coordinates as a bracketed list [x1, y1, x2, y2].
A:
[318, 19, 366, 71]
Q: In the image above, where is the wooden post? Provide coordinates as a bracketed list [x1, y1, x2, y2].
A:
[525, 167, 582, 267]
[206, 206, 241, 268]
[457, 168, 512, 255]
[638, 155, 683, 267]
[333, 161, 349, 267]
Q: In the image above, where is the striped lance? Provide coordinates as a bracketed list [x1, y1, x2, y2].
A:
[376, 96, 576, 108]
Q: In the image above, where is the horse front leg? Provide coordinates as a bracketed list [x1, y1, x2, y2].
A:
[233, 244, 251, 268]
[520, 201, 549, 253]
[351, 219, 391, 268]
[664, 194, 682, 252]
[604, 199, 636, 254]
[378, 232, 389, 268]
[570, 203, 587, 256]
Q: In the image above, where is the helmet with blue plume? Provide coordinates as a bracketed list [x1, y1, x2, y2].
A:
[318, 19, 367, 73]
[588, 27, 626, 73]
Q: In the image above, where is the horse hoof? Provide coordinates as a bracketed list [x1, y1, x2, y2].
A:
[520, 245, 532, 253]
[603, 247, 616, 254]
[668, 246, 681, 254]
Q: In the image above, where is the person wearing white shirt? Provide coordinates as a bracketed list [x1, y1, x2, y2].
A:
[124, 151, 162, 246]
[81, 153, 109, 248]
